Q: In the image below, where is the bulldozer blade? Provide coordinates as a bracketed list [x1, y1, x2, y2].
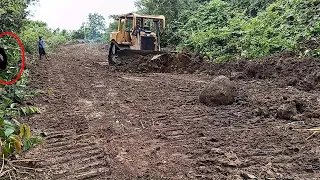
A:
[111, 49, 177, 66]
[117, 49, 173, 57]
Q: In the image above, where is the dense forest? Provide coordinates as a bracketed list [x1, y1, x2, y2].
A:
[104, 0, 320, 61]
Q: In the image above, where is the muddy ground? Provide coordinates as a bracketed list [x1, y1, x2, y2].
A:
[21, 43, 320, 179]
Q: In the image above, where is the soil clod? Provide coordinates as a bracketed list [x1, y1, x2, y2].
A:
[199, 75, 236, 106]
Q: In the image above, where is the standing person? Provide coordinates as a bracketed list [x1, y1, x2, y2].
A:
[38, 36, 48, 60]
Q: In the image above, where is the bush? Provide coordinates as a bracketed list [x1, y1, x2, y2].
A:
[0, 0, 56, 159]
[20, 21, 68, 54]
[179, 0, 320, 61]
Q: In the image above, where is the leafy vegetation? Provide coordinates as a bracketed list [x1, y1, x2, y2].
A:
[21, 21, 69, 54]
[134, 0, 320, 61]
[0, 0, 78, 160]
[0, 0, 37, 33]
[0, 68, 43, 158]
[0, 0, 58, 159]
[104, 16, 118, 42]
[71, 13, 106, 42]
[0, 121, 42, 157]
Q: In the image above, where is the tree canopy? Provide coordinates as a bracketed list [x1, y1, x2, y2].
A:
[71, 13, 106, 42]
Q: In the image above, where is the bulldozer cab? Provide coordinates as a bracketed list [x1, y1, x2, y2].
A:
[110, 13, 165, 50]
[108, 13, 166, 65]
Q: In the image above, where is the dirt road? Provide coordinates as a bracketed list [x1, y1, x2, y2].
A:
[23, 43, 320, 179]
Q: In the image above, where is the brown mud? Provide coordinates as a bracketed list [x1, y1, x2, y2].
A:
[21, 43, 320, 179]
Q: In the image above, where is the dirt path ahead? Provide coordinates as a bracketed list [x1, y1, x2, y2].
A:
[23, 43, 320, 179]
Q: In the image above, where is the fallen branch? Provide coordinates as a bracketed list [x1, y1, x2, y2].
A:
[139, 120, 145, 129]
[293, 128, 320, 132]
[0, 157, 46, 179]
[0, 154, 4, 175]
[10, 164, 45, 172]
[8, 171, 12, 180]
[0, 169, 13, 177]
[293, 127, 320, 140]
[10, 159, 42, 163]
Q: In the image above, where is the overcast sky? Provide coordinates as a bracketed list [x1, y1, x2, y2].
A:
[27, 0, 137, 30]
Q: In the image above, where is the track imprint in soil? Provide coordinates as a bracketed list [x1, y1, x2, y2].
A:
[39, 129, 110, 179]
[23, 43, 320, 179]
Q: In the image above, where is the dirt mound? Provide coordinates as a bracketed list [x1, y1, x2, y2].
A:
[199, 75, 236, 106]
[204, 51, 320, 91]
[112, 52, 204, 73]
[136, 51, 320, 91]
[112, 50, 320, 91]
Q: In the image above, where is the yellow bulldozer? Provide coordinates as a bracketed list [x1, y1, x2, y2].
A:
[108, 13, 167, 65]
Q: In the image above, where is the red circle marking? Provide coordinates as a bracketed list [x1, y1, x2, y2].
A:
[0, 32, 25, 85]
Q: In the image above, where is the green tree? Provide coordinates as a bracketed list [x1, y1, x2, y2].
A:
[0, 0, 38, 33]
[179, 0, 237, 59]
[224, 0, 277, 17]
[20, 20, 68, 54]
[103, 15, 119, 42]
[71, 13, 106, 42]
[71, 22, 88, 40]
[87, 13, 106, 42]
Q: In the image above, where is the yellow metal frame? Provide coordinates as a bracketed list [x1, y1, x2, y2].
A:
[110, 13, 166, 50]
[117, 13, 166, 31]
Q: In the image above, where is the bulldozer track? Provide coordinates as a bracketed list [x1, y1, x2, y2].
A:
[40, 129, 110, 179]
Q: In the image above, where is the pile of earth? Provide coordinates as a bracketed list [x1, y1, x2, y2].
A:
[111, 51, 205, 74]
[205, 51, 320, 92]
[112, 50, 320, 91]
[243, 85, 320, 122]
[201, 51, 320, 121]
[198, 75, 320, 122]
